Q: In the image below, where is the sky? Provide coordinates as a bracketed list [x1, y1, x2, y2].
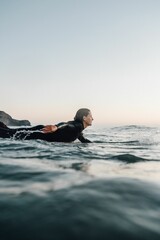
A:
[1, 0, 160, 126]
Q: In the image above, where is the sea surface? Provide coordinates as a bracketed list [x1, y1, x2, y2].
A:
[0, 125, 160, 240]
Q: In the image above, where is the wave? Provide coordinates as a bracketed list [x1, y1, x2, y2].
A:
[111, 125, 155, 130]
[0, 178, 160, 240]
[106, 140, 140, 145]
[110, 153, 148, 163]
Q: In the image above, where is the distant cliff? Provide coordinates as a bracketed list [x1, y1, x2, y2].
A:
[0, 111, 31, 126]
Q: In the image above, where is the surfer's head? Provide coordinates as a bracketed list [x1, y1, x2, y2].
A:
[74, 108, 93, 128]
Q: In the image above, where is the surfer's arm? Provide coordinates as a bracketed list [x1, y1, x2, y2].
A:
[78, 133, 92, 143]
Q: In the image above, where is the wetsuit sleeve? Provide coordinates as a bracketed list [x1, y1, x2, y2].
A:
[78, 133, 92, 143]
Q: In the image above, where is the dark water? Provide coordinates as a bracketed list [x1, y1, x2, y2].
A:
[0, 125, 160, 240]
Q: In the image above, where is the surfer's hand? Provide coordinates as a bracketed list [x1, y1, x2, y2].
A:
[42, 125, 58, 133]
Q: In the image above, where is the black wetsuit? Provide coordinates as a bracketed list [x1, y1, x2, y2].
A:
[0, 121, 91, 143]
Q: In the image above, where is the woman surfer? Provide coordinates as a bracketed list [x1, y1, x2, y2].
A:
[0, 108, 93, 143]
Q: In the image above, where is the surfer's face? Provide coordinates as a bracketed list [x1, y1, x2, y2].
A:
[83, 111, 94, 126]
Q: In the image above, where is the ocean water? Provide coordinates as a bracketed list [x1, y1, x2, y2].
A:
[0, 125, 160, 240]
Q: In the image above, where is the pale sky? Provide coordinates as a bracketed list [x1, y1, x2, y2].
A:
[1, 0, 160, 126]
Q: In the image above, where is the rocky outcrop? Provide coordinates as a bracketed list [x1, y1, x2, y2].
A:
[0, 111, 31, 126]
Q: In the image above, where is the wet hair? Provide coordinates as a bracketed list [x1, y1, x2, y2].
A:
[74, 108, 90, 122]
